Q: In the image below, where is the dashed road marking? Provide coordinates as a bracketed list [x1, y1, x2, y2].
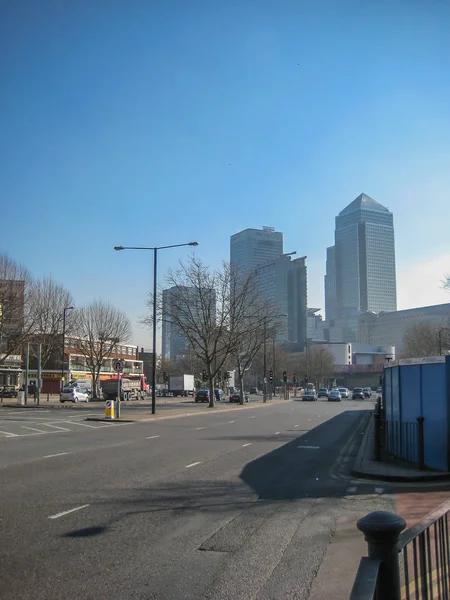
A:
[249, 416, 256, 419]
[242, 443, 252, 447]
[294, 424, 299, 428]
[146, 435, 160, 439]
[196, 427, 206, 430]
[274, 432, 281, 435]
[44, 423, 71, 432]
[375, 487, 384, 494]
[185, 462, 201, 468]
[297, 445, 320, 450]
[43, 452, 69, 459]
[308, 419, 311, 422]
[229, 421, 235, 423]
[21, 426, 47, 433]
[48, 504, 90, 520]
[346, 486, 357, 494]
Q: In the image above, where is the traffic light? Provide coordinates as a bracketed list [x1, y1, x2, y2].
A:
[225, 371, 231, 380]
[163, 371, 168, 383]
[283, 370, 287, 383]
[218, 369, 222, 382]
[202, 369, 207, 382]
[268, 370, 273, 383]
[293, 373, 297, 385]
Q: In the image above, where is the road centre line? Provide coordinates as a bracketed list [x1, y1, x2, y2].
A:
[274, 432, 281, 435]
[48, 504, 90, 520]
[297, 445, 320, 449]
[294, 424, 299, 427]
[196, 427, 206, 430]
[146, 435, 160, 439]
[242, 443, 252, 447]
[249, 416, 256, 419]
[229, 420, 235, 423]
[185, 462, 201, 468]
[43, 452, 69, 459]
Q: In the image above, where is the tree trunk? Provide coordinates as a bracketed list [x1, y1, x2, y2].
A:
[208, 365, 215, 408]
[239, 373, 245, 405]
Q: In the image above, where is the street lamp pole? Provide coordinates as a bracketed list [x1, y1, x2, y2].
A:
[61, 306, 74, 390]
[114, 241, 198, 415]
[272, 338, 276, 397]
[263, 320, 267, 403]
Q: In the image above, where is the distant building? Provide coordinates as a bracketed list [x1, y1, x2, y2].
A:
[307, 308, 326, 342]
[325, 193, 397, 341]
[230, 226, 284, 275]
[255, 255, 307, 347]
[358, 303, 450, 353]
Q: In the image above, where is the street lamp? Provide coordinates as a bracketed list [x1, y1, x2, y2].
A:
[61, 306, 74, 389]
[114, 242, 199, 415]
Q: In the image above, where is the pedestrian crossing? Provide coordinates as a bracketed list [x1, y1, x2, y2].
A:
[0, 412, 114, 438]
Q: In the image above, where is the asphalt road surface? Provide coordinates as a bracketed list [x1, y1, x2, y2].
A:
[0, 398, 392, 599]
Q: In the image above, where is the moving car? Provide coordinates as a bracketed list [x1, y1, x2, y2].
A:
[339, 387, 349, 399]
[363, 387, 372, 398]
[352, 387, 364, 400]
[214, 388, 225, 402]
[328, 389, 342, 402]
[250, 386, 259, 394]
[318, 388, 329, 398]
[302, 391, 317, 401]
[195, 389, 210, 403]
[60, 386, 90, 403]
[229, 391, 249, 403]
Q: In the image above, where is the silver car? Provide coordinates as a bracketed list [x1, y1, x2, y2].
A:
[60, 386, 90, 403]
[328, 389, 342, 402]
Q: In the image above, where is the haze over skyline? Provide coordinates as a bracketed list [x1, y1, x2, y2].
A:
[1, 1, 449, 348]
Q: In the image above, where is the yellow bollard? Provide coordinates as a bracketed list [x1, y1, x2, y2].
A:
[105, 399, 115, 419]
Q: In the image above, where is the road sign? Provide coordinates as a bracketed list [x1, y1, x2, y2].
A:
[105, 399, 115, 419]
[113, 359, 124, 372]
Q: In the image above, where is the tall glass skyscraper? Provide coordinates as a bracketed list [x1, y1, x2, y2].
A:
[325, 193, 397, 340]
[230, 227, 284, 275]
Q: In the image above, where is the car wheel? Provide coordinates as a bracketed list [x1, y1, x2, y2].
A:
[73, 397, 78, 403]
[60, 400, 65, 404]
[195, 399, 198, 403]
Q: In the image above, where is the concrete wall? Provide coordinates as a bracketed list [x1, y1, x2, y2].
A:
[384, 356, 449, 471]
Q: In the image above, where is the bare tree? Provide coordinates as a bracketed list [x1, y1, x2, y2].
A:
[28, 276, 74, 368]
[0, 254, 32, 363]
[73, 300, 132, 397]
[145, 257, 270, 408]
[442, 275, 450, 292]
[401, 322, 449, 358]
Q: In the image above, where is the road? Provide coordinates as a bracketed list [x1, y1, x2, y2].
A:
[0, 397, 392, 599]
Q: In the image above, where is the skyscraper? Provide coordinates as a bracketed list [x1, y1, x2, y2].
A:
[230, 227, 284, 275]
[325, 193, 397, 340]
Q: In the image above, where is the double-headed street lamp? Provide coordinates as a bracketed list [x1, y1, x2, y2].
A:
[114, 242, 199, 415]
[61, 306, 74, 389]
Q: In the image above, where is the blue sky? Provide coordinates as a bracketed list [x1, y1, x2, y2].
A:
[1, 0, 450, 348]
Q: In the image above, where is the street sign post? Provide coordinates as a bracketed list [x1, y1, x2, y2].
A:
[112, 359, 124, 418]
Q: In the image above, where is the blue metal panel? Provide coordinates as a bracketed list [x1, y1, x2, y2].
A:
[399, 365, 421, 421]
[391, 367, 400, 421]
[421, 363, 447, 471]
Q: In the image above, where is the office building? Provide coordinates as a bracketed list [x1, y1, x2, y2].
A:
[230, 226, 284, 275]
[307, 308, 326, 342]
[358, 303, 450, 353]
[255, 255, 307, 347]
[325, 193, 397, 340]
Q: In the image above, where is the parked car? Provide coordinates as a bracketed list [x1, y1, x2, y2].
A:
[195, 389, 210, 403]
[214, 388, 225, 402]
[229, 391, 249, 403]
[318, 388, 329, 398]
[1, 385, 18, 398]
[60, 386, 90, 403]
[363, 387, 372, 398]
[352, 387, 364, 400]
[338, 387, 349, 399]
[302, 391, 317, 401]
[250, 386, 259, 394]
[328, 389, 342, 402]
[376, 386, 382, 394]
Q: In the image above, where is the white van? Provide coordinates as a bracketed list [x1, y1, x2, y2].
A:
[68, 379, 92, 392]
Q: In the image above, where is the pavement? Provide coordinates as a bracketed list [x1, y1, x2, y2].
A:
[351, 410, 450, 482]
[1, 395, 449, 599]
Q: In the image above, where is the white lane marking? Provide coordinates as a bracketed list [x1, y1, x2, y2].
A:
[48, 504, 90, 520]
[346, 486, 357, 494]
[63, 421, 98, 428]
[43, 452, 69, 459]
[185, 462, 201, 468]
[7, 410, 50, 414]
[294, 424, 299, 428]
[375, 487, 384, 494]
[249, 416, 256, 419]
[0, 429, 18, 437]
[308, 419, 311, 422]
[242, 443, 252, 447]
[146, 435, 160, 439]
[44, 423, 71, 431]
[229, 420, 235, 423]
[196, 427, 206, 430]
[21, 426, 47, 433]
[274, 432, 281, 435]
[297, 445, 320, 449]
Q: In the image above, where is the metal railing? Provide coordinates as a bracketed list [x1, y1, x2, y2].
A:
[349, 499, 450, 599]
[384, 419, 418, 464]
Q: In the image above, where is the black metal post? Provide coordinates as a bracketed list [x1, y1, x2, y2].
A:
[417, 416, 425, 470]
[263, 321, 267, 403]
[151, 247, 157, 415]
[272, 338, 276, 397]
[374, 411, 382, 461]
[357, 511, 406, 600]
